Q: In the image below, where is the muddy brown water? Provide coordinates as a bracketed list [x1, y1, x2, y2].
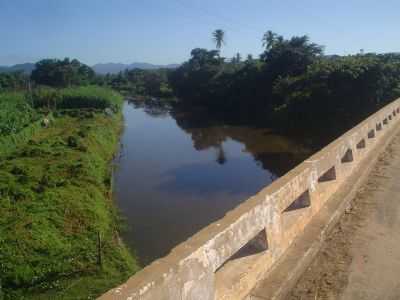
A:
[113, 100, 312, 266]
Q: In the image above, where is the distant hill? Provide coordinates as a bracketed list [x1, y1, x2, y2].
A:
[0, 62, 180, 75]
[92, 62, 180, 74]
[0, 63, 35, 74]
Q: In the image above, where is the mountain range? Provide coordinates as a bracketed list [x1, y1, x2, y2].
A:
[0, 62, 180, 75]
[0, 63, 35, 74]
[92, 62, 180, 74]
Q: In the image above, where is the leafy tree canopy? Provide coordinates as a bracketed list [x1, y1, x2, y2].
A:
[31, 58, 95, 87]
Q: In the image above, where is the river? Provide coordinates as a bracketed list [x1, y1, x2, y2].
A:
[113, 100, 312, 265]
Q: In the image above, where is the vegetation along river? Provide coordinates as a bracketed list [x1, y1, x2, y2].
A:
[113, 100, 313, 265]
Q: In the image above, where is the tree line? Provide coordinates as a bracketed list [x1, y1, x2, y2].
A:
[99, 68, 173, 98]
[168, 29, 400, 139]
[0, 57, 173, 99]
[2, 29, 400, 139]
[0, 58, 95, 91]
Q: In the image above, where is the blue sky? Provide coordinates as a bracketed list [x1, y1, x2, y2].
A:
[1, 0, 399, 66]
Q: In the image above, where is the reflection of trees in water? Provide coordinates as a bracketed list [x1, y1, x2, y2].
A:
[171, 106, 312, 176]
[134, 101, 313, 176]
[189, 126, 227, 150]
[216, 145, 227, 165]
[127, 97, 172, 118]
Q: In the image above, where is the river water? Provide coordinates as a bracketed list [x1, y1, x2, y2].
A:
[113, 100, 312, 265]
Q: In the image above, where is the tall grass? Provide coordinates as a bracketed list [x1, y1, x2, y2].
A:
[0, 86, 124, 156]
[0, 92, 38, 136]
[0, 92, 40, 156]
[33, 86, 123, 110]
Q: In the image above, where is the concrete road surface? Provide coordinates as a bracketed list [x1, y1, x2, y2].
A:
[288, 132, 400, 300]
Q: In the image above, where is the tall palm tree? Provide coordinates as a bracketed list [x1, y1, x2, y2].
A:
[212, 29, 225, 50]
[262, 30, 277, 50]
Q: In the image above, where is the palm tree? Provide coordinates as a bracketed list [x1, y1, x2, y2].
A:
[262, 30, 277, 50]
[212, 29, 225, 50]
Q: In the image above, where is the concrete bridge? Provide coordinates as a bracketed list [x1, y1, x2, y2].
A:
[100, 99, 400, 300]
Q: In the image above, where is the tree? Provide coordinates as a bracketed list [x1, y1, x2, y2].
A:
[261, 34, 324, 78]
[212, 29, 225, 50]
[169, 48, 225, 102]
[31, 58, 95, 87]
[169, 32, 400, 140]
[262, 30, 277, 50]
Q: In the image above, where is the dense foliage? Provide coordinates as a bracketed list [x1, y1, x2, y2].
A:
[168, 48, 227, 104]
[31, 58, 95, 87]
[271, 54, 400, 131]
[169, 33, 400, 138]
[97, 68, 173, 98]
[0, 72, 28, 91]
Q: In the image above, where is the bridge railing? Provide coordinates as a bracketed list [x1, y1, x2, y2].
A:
[100, 99, 400, 300]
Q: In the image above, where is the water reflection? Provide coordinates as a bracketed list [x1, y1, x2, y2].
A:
[114, 100, 311, 265]
[172, 107, 311, 176]
[127, 97, 172, 118]
[158, 157, 277, 195]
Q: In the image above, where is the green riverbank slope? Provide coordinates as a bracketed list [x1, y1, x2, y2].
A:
[0, 88, 139, 299]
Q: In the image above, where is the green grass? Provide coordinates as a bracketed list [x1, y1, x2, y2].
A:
[0, 119, 43, 157]
[0, 95, 139, 299]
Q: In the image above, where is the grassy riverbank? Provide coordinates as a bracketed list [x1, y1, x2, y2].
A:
[0, 89, 139, 299]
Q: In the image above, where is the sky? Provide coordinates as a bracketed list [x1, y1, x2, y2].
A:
[0, 0, 399, 66]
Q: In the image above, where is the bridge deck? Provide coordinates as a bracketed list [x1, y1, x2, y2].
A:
[251, 128, 400, 300]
